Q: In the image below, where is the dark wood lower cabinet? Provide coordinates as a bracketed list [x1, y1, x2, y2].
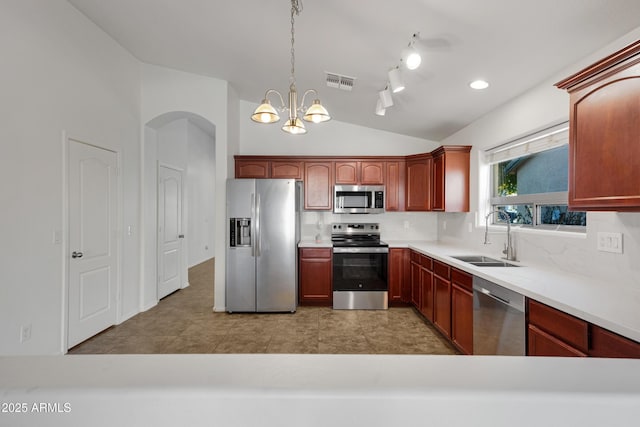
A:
[528, 324, 588, 357]
[299, 248, 332, 305]
[527, 299, 640, 358]
[590, 325, 640, 358]
[451, 269, 473, 355]
[388, 248, 410, 305]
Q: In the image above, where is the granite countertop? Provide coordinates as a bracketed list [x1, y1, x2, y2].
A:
[404, 241, 640, 343]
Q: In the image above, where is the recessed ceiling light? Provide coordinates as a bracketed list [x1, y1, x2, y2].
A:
[469, 80, 489, 90]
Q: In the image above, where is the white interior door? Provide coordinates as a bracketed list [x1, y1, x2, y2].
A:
[158, 165, 184, 299]
[68, 140, 118, 348]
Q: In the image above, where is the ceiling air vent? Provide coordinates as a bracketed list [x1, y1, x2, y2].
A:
[326, 72, 355, 91]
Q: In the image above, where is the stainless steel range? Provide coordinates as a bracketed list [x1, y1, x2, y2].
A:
[331, 223, 388, 310]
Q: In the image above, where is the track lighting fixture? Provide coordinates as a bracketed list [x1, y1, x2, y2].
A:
[388, 67, 405, 93]
[378, 86, 394, 108]
[402, 33, 422, 70]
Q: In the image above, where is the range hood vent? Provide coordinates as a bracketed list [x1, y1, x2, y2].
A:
[326, 72, 355, 91]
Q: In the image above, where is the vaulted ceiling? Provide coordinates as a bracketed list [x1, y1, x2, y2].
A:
[68, 0, 640, 141]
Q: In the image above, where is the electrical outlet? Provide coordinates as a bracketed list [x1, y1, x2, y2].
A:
[597, 232, 623, 254]
[20, 324, 32, 343]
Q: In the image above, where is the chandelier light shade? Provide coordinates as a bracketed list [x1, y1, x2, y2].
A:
[303, 99, 331, 123]
[250, 0, 330, 135]
[250, 97, 280, 123]
[388, 66, 405, 93]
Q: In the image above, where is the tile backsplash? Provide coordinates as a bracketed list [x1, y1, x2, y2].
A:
[301, 211, 438, 243]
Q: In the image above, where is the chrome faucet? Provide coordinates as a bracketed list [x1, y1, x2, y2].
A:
[484, 210, 516, 261]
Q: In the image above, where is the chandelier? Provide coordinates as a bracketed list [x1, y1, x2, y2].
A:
[250, 0, 330, 135]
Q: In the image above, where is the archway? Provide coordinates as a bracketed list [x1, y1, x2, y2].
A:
[142, 112, 216, 309]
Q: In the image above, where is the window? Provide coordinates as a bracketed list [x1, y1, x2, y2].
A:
[486, 123, 586, 231]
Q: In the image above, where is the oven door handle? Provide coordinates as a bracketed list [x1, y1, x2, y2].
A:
[332, 247, 389, 254]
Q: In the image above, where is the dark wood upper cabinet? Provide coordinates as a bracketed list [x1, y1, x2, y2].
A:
[360, 161, 385, 185]
[271, 161, 303, 179]
[431, 146, 471, 212]
[556, 40, 640, 211]
[406, 154, 432, 211]
[335, 161, 385, 185]
[235, 148, 468, 211]
[235, 159, 269, 178]
[304, 162, 334, 210]
[334, 161, 359, 184]
[385, 160, 405, 212]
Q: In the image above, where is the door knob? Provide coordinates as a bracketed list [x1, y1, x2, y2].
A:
[178, 234, 185, 239]
[72, 251, 83, 259]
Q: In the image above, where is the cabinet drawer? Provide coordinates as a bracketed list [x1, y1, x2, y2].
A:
[590, 325, 640, 358]
[300, 248, 331, 259]
[528, 300, 589, 353]
[420, 255, 432, 270]
[433, 260, 450, 279]
[451, 268, 472, 292]
[528, 325, 587, 357]
[410, 251, 421, 263]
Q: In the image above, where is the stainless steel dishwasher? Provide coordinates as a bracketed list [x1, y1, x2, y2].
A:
[473, 276, 525, 355]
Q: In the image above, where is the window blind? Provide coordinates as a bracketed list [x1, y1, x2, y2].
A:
[485, 122, 569, 164]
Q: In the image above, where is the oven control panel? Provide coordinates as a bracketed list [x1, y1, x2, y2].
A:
[331, 223, 380, 235]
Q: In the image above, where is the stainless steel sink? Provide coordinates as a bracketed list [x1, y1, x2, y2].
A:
[450, 255, 520, 267]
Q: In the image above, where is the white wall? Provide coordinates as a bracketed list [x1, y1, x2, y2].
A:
[141, 64, 230, 313]
[0, 0, 141, 355]
[187, 120, 216, 267]
[438, 27, 640, 289]
[239, 101, 438, 156]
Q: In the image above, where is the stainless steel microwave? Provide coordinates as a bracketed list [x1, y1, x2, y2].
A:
[334, 185, 385, 214]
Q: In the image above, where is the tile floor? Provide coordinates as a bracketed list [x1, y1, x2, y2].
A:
[69, 259, 457, 355]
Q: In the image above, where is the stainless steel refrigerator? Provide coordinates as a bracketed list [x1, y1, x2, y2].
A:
[226, 179, 300, 312]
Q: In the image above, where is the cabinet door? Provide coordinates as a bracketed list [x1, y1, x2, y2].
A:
[385, 161, 405, 211]
[410, 261, 422, 309]
[388, 248, 408, 304]
[271, 161, 303, 179]
[431, 147, 470, 212]
[335, 162, 358, 184]
[304, 162, 333, 210]
[432, 153, 445, 211]
[406, 157, 432, 211]
[299, 249, 332, 305]
[235, 160, 269, 178]
[421, 267, 434, 321]
[451, 283, 473, 355]
[360, 161, 385, 185]
[433, 275, 451, 338]
[557, 46, 640, 211]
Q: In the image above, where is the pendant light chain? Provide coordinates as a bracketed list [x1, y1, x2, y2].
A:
[250, 0, 330, 133]
[290, 0, 302, 86]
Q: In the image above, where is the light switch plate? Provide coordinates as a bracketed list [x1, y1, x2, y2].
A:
[597, 232, 623, 254]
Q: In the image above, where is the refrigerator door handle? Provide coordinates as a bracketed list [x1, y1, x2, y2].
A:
[251, 193, 256, 257]
[256, 193, 261, 257]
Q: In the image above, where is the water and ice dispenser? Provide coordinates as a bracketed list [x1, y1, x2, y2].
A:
[229, 218, 251, 247]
